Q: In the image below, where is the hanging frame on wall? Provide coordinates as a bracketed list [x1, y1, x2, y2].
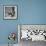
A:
[3, 5, 17, 20]
[18, 24, 46, 41]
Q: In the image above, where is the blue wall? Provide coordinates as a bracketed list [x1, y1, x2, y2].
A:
[0, 0, 46, 44]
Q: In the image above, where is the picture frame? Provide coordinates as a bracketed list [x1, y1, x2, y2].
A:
[18, 24, 46, 41]
[3, 5, 17, 20]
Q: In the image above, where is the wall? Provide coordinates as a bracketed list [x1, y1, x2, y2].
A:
[0, 0, 46, 44]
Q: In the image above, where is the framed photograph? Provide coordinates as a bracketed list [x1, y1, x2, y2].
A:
[18, 24, 46, 42]
[4, 5, 17, 19]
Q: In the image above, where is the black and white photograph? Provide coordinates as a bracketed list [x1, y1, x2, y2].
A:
[4, 5, 17, 19]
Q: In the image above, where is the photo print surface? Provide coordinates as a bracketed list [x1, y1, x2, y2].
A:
[4, 5, 17, 19]
[18, 25, 46, 41]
